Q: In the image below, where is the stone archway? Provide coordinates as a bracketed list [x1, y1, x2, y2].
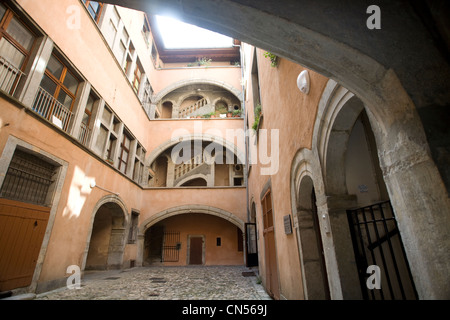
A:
[295, 175, 330, 300]
[83, 195, 128, 270]
[103, 0, 450, 299]
[313, 81, 427, 299]
[136, 205, 245, 267]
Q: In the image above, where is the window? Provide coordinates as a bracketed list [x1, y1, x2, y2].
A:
[0, 4, 35, 69]
[0, 148, 58, 206]
[118, 132, 132, 174]
[0, 4, 35, 95]
[142, 14, 151, 46]
[151, 41, 158, 64]
[39, 53, 80, 111]
[133, 143, 146, 183]
[132, 63, 142, 94]
[95, 105, 119, 162]
[78, 93, 96, 145]
[82, 1, 104, 23]
[104, 7, 119, 48]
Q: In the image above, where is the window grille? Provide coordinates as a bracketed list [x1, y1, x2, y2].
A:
[0, 149, 57, 206]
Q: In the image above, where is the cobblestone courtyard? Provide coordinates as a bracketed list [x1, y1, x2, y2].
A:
[35, 266, 271, 300]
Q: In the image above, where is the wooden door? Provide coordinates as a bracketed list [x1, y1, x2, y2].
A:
[262, 189, 280, 299]
[0, 199, 49, 291]
[189, 236, 203, 265]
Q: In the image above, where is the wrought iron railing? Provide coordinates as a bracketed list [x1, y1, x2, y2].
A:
[78, 122, 91, 146]
[32, 87, 73, 133]
[0, 56, 26, 97]
[347, 200, 418, 300]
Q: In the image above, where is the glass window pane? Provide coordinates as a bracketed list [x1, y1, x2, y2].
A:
[6, 16, 34, 51]
[57, 90, 73, 109]
[63, 70, 78, 95]
[0, 4, 6, 21]
[95, 125, 108, 152]
[86, 94, 95, 112]
[40, 74, 57, 95]
[82, 113, 90, 125]
[123, 135, 131, 148]
[46, 55, 63, 79]
[102, 107, 112, 124]
[0, 38, 25, 68]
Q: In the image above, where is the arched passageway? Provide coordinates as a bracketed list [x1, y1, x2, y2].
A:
[140, 207, 245, 266]
[85, 201, 127, 270]
[295, 176, 330, 300]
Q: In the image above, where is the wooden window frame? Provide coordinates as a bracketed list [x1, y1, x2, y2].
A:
[0, 5, 36, 71]
[82, 0, 104, 23]
[42, 54, 80, 111]
[132, 63, 142, 94]
[118, 132, 131, 174]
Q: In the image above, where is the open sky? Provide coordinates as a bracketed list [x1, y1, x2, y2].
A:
[155, 15, 234, 49]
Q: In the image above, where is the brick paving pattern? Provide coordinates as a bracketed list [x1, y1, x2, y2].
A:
[35, 266, 272, 300]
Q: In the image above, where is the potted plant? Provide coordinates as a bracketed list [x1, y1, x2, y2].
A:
[227, 111, 233, 117]
[232, 110, 241, 117]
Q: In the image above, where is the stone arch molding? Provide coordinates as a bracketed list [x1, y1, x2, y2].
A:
[289, 147, 342, 300]
[154, 78, 243, 105]
[145, 133, 245, 167]
[139, 204, 245, 234]
[136, 205, 245, 266]
[81, 194, 129, 270]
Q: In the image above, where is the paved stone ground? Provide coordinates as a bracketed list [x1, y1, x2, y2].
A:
[35, 266, 272, 300]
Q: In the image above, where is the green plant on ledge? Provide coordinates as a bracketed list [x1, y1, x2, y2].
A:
[252, 104, 262, 130]
[263, 51, 279, 67]
[232, 109, 241, 117]
[187, 57, 212, 67]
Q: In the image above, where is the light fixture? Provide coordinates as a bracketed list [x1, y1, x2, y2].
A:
[297, 70, 310, 94]
[90, 180, 120, 196]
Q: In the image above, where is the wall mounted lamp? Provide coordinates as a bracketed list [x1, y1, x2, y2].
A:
[297, 70, 310, 94]
[90, 180, 120, 196]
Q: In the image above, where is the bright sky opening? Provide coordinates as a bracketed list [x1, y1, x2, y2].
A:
[155, 15, 234, 49]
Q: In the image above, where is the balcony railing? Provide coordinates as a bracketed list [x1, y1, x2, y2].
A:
[174, 153, 204, 180]
[178, 97, 208, 118]
[0, 56, 26, 97]
[32, 87, 73, 133]
[78, 122, 91, 146]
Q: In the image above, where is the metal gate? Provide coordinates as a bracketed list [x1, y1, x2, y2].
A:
[347, 200, 418, 300]
[162, 231, 180, 262]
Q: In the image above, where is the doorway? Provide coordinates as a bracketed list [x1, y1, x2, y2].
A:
[85, 202, 126, 270]
[261, 189, 280, 299]
[296, 177, 330, 299]
[188, 235, 204, 265]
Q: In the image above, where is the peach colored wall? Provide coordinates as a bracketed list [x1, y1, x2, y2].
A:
[152, 213, 244, 266]
[245, 48, 328, 300]
[138, 187, 246, 225]
[17, 0, 150, 147]
[0, 98, 246, 285]
[0, 100, 142, 284]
